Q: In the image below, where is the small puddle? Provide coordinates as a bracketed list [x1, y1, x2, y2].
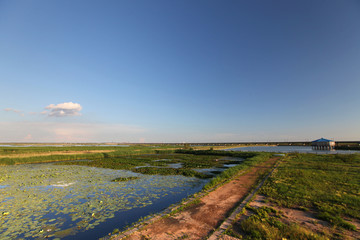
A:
[223, 164, 238, 168]
[167, 163, 183, 169]
[135, 163, 183, 169]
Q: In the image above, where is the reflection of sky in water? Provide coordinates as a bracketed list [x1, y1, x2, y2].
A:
[193, 157, 242, 175]
[194, 167, 226, 175]
[0, 164, 206, 240]
[135, 162, 183, 169]
[167, 163, 183, 168]
[223, 164, 238, 168]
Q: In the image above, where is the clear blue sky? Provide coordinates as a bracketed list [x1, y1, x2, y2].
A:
[1, 0, 360, 142]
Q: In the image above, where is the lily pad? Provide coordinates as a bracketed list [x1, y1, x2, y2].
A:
[0, 163, 206, 239]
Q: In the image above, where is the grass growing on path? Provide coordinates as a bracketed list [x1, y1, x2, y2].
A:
[203, 152, 272, 190]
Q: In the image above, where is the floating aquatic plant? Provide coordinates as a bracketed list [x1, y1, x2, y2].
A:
[111, 176, 140, 182]
[0, 164, 203, 239]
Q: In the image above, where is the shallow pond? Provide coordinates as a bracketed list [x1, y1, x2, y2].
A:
[0, 164, 207, 239]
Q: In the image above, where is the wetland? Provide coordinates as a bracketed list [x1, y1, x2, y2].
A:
[0, 145, 252, 239]
[0, 163, 208, 239]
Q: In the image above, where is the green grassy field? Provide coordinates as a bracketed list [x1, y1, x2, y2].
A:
[0, 145, 276, 239]
[229, 205, 329, 240]
[56, 150, 270, 180]
[0, 145, 179, 165]
[261, 153, 360, 222]
[227, 153, 360, 239]
[0, 144, 272, 182]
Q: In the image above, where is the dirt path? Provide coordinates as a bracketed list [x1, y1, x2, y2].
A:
[117, 157, 278, 240]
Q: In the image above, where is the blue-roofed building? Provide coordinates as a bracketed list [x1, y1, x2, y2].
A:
[311, 138, 335, 150]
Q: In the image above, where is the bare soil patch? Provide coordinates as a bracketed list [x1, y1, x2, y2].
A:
[116, 158, 278, 240]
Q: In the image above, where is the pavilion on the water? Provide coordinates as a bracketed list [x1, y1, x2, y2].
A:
[311, 138, 335, 150]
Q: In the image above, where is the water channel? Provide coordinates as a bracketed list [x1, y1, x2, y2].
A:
[2, 147, 358, 239]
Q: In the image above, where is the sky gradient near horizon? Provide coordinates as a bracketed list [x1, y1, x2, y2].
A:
[1, 0, 360, 143]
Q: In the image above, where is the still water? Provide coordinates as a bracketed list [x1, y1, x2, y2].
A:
[0, 164, 206, 240]
[228, 145, 360, 154]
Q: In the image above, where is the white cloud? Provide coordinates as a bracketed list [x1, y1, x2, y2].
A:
[44, 102, 82, 117]
[4, 108, 24, 117]
[4, 108, 20, 113]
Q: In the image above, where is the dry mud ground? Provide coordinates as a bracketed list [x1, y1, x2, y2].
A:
[114, 158, 278, 240]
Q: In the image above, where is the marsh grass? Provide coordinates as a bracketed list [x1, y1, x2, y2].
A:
[0, 153, 106, 165]
[169, 198, 202, 216]
[227, 206, 328, 240]
[175, 149, 258, 159]
[0, 145, 179, 165]
[0, 146, 120, 155]
[133, 167, 211, 179]
[260, 153, 360, 231]
[0, 163, 202, 240]
[56, 152, 247, 178]
[111, 176, 140, 182]
[203, 152, 271, 190]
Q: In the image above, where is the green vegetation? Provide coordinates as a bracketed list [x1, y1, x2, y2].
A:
[261, 154, 360, 219]
[56, 152, 245, 179]
[0, 145, 179, 165]
[0, 145, 279, 240]
[0, 153, 106, 165]
[335, 145, 360, 150]
[228, 206, 327, 240]
[259, 153, 359, 232]
[0, 164, 202, 239]
[224, 153, 359, 239]
[175, 149, 258, 158]
[0, 145, 271, 180]
[112, 176, 140, 182]
[203, 152, 271, 190]
[56, 150, 273, 180]
[335, 141, 360, 150]
[169, 198, 202, 216]
[317, 212, 356, 231]
[133, 167, 211, 179]
[0, 145, 133, 157]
